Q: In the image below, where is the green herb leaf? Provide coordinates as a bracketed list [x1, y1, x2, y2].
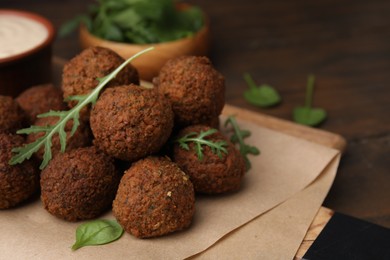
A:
[243, 73, 281, 107]
[72, 219, 124, 251]
[175, 129, 228, 161]
[60, 0, 204, 44]
[9, 47, 154, 169]
[224, 115, 260, 170]
[58, 14, 92, 38]
[293, 74, 327, 126]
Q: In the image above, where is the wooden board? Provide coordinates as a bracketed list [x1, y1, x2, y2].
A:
[52, 57, 346, 259]
[295, 207, 334, 259]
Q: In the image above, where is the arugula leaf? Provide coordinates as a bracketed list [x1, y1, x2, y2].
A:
[175, 129, 228, 161]
[72, 219, 124, 251]
[243, 73, 281, 107]
[293, 74, 327, 126]
[9, 47, 154, 169]
[224, 116, 260, 170]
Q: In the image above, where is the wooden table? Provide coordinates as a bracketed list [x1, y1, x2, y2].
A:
[3, 0, 389, 230]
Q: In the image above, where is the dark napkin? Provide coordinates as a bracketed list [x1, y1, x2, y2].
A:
[303, 212, 390, 260]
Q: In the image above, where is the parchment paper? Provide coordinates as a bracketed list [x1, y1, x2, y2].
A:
[0, 118, 339, 260]
[194, 155, 340, 259]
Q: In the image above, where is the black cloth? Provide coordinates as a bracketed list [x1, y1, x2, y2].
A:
[303, 212, 390, 260]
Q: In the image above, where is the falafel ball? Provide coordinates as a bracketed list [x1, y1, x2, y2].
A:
[153, 56, 225, 127]
[26, 116, 92, 161]
[0, 95, 27, 133]
[16, 84, 67, 123]
[113, 156, 195, 238]
[62, 46, 139, 108]
[90, 84, 174, 162]
[172, 125, 246, 194]
[0, 133, 39, 209]
[207, 116, 220, 129]
[40, 146, 120, 221]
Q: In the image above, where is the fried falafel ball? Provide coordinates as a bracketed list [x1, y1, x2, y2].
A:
[16, 84, 67, 123]
[153, 56, 225, 128]
[62, 46, 139, 108]
[0, 95, 27, 133]
[172, 125, 246, 194]
[0, 133, 39, 209]
[26, 116, 92, 161]
[208, 116, 220, 130]
[90, 84, 174, 162]
[113, 156, 195, 238]
[40, 146, 120, 221]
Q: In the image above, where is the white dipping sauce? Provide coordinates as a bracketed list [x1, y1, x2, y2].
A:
[0, 14, 48, 59]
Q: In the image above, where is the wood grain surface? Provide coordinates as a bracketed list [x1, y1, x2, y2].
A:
[295, 207, 334, 259]
[3, 0, 389, 229]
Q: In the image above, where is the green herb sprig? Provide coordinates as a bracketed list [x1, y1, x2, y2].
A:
[243, 73, 281, 107]
[175, 129, 228, 161]
[60, 0, 204, 44]
[224, 115, 260, 170]
[293, 74, 327, 126]
[72, 219, 124, 251]
[9, 47, 154, 170]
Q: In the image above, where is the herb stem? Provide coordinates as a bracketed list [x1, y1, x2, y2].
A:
[225, 116, 246, 151]
[175, 129, 228, 160]
[184, 137, 221, 150]
[224, 115, 260, 170]
[243, 73, 258, 90]
[305, 74, 315, 108]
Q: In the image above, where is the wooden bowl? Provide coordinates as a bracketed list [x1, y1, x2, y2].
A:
[0, 9, 55, 97]
[79, 8, 210, 81]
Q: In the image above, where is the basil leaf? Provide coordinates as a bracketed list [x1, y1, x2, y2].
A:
[72, 219, 124, 251]
[104, 24, 124, 42]
[60, 0, 204, 44]
[293, 107, 327, 126]
[244, 84, 281, 107]
[293, 75, 327, 126]
[111, 9, 142, 28]
[243, 73, 281, 108]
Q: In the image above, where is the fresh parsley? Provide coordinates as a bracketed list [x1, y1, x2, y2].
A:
[175, 129, 228, 161]
[243, 73, 281, 107]
[224, 115, 260, 170]
[72, 219, 124, 251]
[60, 0, 204, 44]
[293, 74, 327, 126]
[9, 47, 154, 170]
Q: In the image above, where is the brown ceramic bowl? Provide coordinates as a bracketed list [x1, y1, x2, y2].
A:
[0, 9, 55, 97]
[79, 5, 210, 81]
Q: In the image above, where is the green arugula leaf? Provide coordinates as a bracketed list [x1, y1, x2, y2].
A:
[243, 73, 281, 107]
[72, 219, 124, 251]
[9, 47, 154, 169]
[293, 74, 327, 126]
[175, 129, 228, 161]
[224, 115, 260, 171]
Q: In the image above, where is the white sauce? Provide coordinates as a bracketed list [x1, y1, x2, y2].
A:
[0, 14, 48, 59]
